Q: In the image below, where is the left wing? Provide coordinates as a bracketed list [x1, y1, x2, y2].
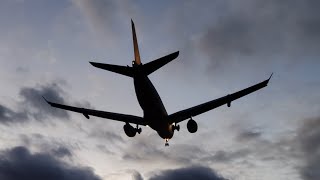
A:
[43, 98, 147, 126]
[168, 74, 273, 124]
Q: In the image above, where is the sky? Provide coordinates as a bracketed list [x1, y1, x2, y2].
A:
[0, 0, 319, 179]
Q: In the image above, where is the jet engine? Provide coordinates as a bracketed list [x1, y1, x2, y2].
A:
[187, 119, 198, 133]
[123, 123, 136, 137]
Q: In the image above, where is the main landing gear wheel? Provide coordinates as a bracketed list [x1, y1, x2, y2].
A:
[165, 139, 169, 146]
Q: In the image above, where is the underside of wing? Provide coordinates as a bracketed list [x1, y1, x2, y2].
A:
[43, 98, 147, 126]
[168, 74, 273, 124]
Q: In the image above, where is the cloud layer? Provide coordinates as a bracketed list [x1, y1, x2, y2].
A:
[0, 146, 101, 180]
[149, 166, 228, 180]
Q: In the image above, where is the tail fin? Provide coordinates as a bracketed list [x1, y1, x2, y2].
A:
[131, 19, 141, 65]
[89, 20, 179, 77]
[131, 19, 179, 74]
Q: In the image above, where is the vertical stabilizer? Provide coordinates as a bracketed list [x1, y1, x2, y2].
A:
[131, 19, 141, 65]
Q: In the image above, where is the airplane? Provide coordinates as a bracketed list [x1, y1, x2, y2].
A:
[43, 20, 272, 146]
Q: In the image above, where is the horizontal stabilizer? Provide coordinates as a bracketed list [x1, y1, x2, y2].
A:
[89, 62, 134, 77]
[143, 51, 179, 75]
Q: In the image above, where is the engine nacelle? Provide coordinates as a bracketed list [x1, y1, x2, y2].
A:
[187, 119, 198, 133]
[123, 123, 136, 137]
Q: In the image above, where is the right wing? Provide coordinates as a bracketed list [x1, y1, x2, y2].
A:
[43, 98, 147, 126]
[168, 74, 273, 124]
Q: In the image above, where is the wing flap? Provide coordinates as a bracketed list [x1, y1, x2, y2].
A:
[168, 75, 272, 123]
[43, 98, 146, 125]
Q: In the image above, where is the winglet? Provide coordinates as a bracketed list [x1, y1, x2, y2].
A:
[42, 96, 48, 103]
[269, 73, 273, 80]
[42, 96, 52, 106]
[266, 73, 273, 84]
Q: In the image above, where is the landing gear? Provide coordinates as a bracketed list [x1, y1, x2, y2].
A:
[136, 124, 142, 134]
[172, 124, 180, 131]
[165, 139, 169, 146]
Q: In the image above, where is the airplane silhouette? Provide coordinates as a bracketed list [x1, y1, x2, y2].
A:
[44, 20, 272, 146]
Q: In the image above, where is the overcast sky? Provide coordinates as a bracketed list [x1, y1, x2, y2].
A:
[0, 0, 319, 180]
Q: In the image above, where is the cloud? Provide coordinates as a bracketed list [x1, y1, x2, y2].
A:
[204, 149, 251, 163]
[89, 129, 124, 144]
[19, 82, 69, 120]
[51, 146, 72, 158]
[196, 0, 320, 69]
[0, 82, 74, 124]
[121, 140, 207, 165]
[237, 129, 262, 142]
[296, 117, 320, 180]
[149, 165, 228, 180]
[0, 104, 27, 123]
[0, 146, 101, 180]
[19, 133, 84, 157]
[228, 118, 320, 179]
[131, 170, 144, 180]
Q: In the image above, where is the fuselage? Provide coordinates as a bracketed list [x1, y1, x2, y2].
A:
[133, 71, 174, 139]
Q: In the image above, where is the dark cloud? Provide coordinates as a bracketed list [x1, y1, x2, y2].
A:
[197, 0, 320, 69]
[0, 82, 72, 124]
[296, 117, 320, 180]
[0, 146, 101, 180]
[19, 82, 69, 120]
[51, 146, 72, 158]
[132, 170, 144, 180]
[149, 165, 228, 180]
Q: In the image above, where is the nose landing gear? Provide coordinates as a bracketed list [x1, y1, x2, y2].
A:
[165, 139, 169, 146]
